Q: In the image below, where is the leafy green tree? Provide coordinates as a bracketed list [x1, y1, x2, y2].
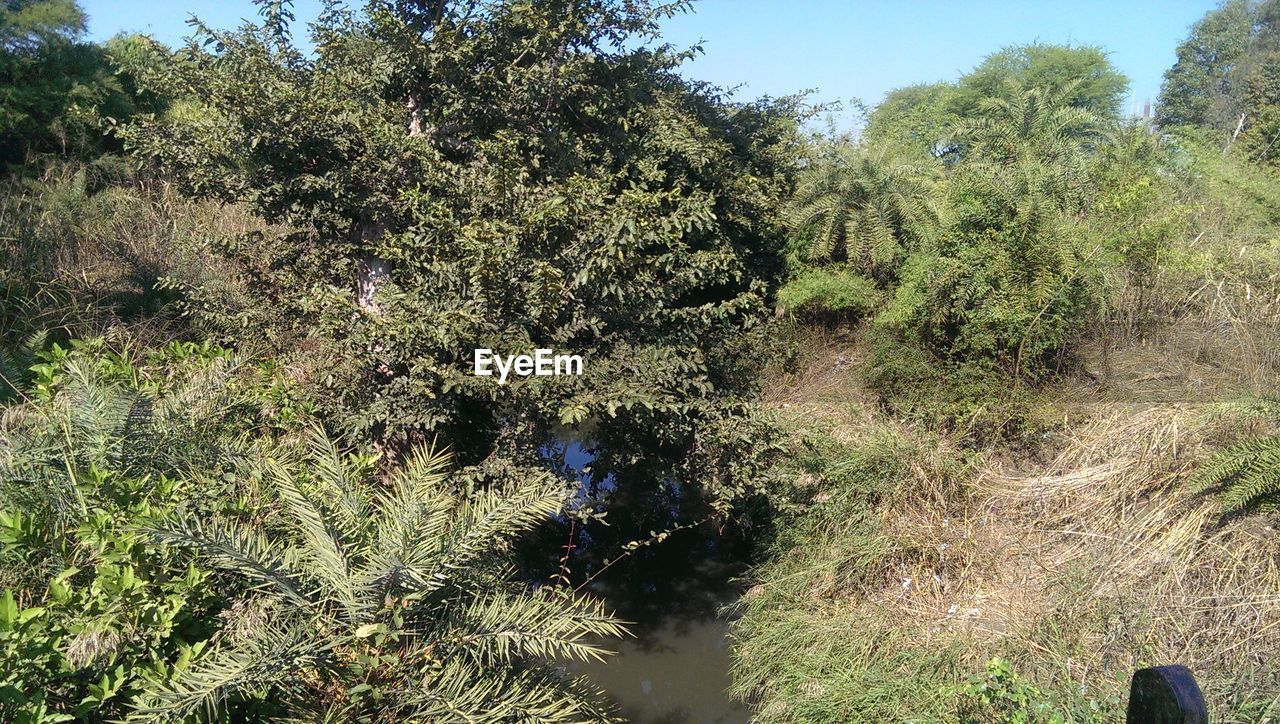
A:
[0, 0, 83, 54]
[879, 84, 1106, 379]
[1158, 0, 1255, 131]
[1237, 50, 1280, 162]
[956, 43, 1129, 120]
[119, 0, 800, 491]
[787, 145, 936, 279]
[141, 426, 627, 721]
[951, 82, 1106, 222]
[0, 1, 157, 170]
[862, 82, 961, 160]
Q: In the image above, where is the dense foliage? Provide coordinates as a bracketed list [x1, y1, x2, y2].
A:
[0, 337, 629, 721]
[0, 1, 159, 171]
[117, 0, 802, 490]
[2, 0, 1280, 721]
[142, 428, 626, 721]
[1157, 0, 1280, 165]
[781, 48, 1121, 397]
[1, 0, 801, 720]
[0, 340, 258, 719]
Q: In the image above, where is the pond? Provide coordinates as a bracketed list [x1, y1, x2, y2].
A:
[523, 438, 752, 723]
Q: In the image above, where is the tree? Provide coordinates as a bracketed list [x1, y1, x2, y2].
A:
[0, 1, 156, 170]
[1239, 51, 1280, 162]
[140, 426, 627, 721]
[119, 0, 801, 486]
[862, 82, 961, 160]
[1158, 0, 1255, 131]
[787, 145, 936, 279]
[956, 43, 1129, 120]
[878, 84, 1107, 378]
[951, 81, 1106, 215]
[0, 0, 83, 53]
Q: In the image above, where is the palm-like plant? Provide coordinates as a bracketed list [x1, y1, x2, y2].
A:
[954, 80, 1105, 165]
[0, 332, 45, 403]
[886, 82, 1111, 379]
[1191, 397, 1280, 513]
[951, 80, 1108, 223]
[0, 341, 251, 532]
[137, 426, 627, 722]
[787, 146, 937, 277]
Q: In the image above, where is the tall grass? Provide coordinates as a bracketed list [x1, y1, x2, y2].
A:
[0, 161, 266, 347]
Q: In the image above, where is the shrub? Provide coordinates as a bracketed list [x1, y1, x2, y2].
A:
[957, 658, 1065, 724]
[876, 216, 1095, 382]
[0, 337, 256, 720]
[861, 330, 1042, 442]
[775, 267, 881, 319]
[142, 426, 627, 721]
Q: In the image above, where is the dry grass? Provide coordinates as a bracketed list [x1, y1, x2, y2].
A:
[736, 305, 1280, 720]
[968, 405, 1280, 719]
[1, 165, 271, 345]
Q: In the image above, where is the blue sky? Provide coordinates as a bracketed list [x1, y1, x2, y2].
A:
[81, 0, 1217, 127]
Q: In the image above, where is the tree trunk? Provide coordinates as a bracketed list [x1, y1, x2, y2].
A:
[355, 219, 389, 313]
[354, 91, 425, 314]
[1224, 112, 1246, 153]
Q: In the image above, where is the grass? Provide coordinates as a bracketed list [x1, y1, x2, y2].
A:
[735, 339, 982, 721]
[736, 337, 1280, 721]
[0, 161, 270, 347]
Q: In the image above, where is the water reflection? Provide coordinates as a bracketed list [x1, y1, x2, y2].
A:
[526, 438, 750, 723]
[572, 616, 746, 724]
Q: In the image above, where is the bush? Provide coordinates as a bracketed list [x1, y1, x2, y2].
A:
[877, 223, 1095, 383]
[863, 329, 1042, 442]
[0, 337, 258, 720]
[775, 267, 882, 319]
[957, 658, 1065, 724]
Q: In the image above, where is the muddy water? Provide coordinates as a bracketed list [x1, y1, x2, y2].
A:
[528, 439, 750, 723]
[571, 615, 745, 723]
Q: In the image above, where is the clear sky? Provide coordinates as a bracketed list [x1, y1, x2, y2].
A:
[80, 0, 1218, 128]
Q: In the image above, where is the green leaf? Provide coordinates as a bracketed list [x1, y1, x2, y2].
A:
[0, 591, 16, 630]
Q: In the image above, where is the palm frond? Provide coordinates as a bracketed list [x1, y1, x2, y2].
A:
[410, 657, 622, 723]
[442, 589, 628, 665]
[1190, 396, 1280, 512]
[419, 474, 570, 592]
[131, 617, 327, 721]
[297, 423, 367, 540]
[266, 456, 364, 619]
[147, 516, 315, 610]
